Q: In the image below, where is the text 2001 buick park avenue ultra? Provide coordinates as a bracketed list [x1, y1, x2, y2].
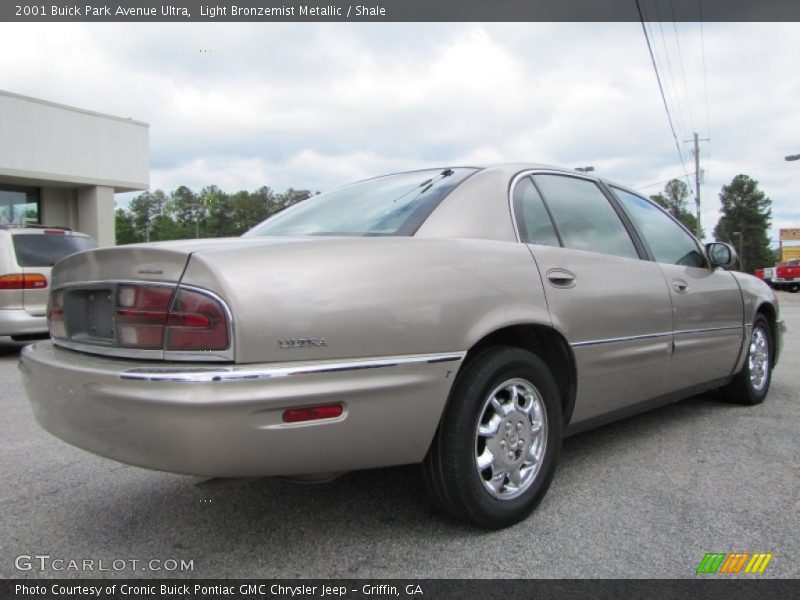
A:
[20, 164, 784, 528]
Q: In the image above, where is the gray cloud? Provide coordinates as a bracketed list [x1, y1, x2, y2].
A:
[0, 22, 798, 240]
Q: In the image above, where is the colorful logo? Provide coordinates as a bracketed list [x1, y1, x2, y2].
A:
[696, 552, 773, 574]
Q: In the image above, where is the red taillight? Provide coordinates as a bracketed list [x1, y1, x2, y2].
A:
[113, 284, 229, 352]
[282, 404, 344, 423]
[115, 285, 173, 349]
[0, 273, 48, 289]
[43, 229, 66, 235]
[164, 288, 229, 351]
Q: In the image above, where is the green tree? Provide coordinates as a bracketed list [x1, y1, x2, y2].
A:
[128, 191, 164, 241]
[713, 174, 773, 274]
[650, 178, 703, 238]
[117, 184, 315, 243]
[114, 208, 139, 245]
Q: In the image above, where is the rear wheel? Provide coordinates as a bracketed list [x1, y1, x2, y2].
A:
[719, 314, 772, 405]
[788, 283, 799, 293]
[423, 347, 562, 529]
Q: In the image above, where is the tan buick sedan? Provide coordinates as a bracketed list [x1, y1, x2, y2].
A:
[20, 164, 784, 528]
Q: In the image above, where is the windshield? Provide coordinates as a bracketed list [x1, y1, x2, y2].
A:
[12, 234, 97, 267]
[244, 168, 477, 237]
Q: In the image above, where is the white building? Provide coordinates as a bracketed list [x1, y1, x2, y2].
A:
[0, 90, 149, 246]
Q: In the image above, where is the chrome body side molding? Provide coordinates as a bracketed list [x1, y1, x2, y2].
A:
[119, 352, 466, 382]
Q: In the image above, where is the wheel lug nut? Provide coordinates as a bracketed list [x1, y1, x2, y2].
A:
[500, 441, 506, 448]
[516, 423, 522, 430]
[518, 440, 524, 448]
[507, 451, 514, 460]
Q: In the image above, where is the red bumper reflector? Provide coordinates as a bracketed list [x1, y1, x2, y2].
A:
[282, 404, 344, 423]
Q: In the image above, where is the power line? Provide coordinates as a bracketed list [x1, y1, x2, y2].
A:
[635, 0, 695, 199]
[669, 15, 697, 132]
[698, 0, 712, 138]
[698, 0, 712, 219]
[654, 3, 690, 138]
[636, 172, 698, 191]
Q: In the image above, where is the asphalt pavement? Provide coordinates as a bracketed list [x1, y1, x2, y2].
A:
[1, 293, 798, 579]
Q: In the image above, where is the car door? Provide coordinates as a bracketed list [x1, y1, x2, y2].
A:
[610, 187, 744, 389]
[512, 172, 674, 423]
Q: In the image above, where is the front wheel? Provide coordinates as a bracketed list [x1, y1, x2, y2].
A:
[788, 283, 800, 293]
[719, 315, 772, 405]
[422, 347, 562, 529]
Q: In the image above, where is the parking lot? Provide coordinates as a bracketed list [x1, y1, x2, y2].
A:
[1, 292, 798, 579]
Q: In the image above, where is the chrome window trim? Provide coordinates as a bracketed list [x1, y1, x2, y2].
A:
[118, 351, 466, 383]
[570, 325, 744, 348]
[51, 280, 235, 362]
[508, 169, 599, 244]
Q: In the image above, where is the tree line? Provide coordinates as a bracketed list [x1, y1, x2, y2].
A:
[115, 185, 312, 244]
[116, 174, 775, 274]
[649, 173, 774, 273]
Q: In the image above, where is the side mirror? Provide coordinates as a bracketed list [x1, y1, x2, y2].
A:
[705, 242, 737, 268]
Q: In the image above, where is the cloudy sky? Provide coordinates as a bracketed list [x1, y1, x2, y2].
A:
[0, 21, 798, 241]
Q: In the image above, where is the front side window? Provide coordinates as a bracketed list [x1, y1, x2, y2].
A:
[512, 176, 560, 246]
[245, 168, 477, 237]
[532, 174, 638, 259]
[612, 187, 705, 268]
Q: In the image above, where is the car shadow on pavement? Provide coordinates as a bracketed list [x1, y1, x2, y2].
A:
[0, 338, 27, 356]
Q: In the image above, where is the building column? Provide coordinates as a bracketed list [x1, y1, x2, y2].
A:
[40, 187, 78, 230]
[77, 185, 115, 247]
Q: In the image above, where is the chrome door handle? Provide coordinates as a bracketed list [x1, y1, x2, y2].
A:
[671, 278, 689, 293]
[547, 269, 577, 288]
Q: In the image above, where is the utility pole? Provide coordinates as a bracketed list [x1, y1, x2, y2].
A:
[685, 132, 710, 239]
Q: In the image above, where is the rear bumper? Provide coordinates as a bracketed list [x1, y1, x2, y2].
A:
[0, 308, 47, 337]
[19, 342, 462, 477]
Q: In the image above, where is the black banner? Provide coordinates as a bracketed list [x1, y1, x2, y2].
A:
[3, 579, 800, 600]
[3, 0, 800, 22]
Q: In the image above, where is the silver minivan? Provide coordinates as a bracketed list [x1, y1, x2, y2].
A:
[0, 226, 96, 339]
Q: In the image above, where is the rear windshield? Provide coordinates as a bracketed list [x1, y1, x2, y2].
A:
[12, 234, 97, 267]
[245, 168, 477, 237]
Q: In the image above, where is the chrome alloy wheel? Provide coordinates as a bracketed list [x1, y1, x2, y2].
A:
[748, 326, 770, 391]
[474, 378, 548, 500]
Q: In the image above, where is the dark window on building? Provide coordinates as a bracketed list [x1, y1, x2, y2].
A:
[0, 185, 40, 225]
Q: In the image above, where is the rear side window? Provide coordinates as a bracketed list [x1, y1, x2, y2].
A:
[532, 174, 638, 259]
[512, 176, 560, 246]
[611, 187, 705, 268]
[12, 234, 97, 267]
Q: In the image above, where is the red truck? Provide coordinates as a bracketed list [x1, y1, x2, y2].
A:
[773, 259, 800, 293]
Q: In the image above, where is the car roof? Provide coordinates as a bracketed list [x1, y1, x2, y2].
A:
[397, 163, 633, 190]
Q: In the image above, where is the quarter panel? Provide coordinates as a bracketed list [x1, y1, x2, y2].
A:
[179, 237, 552, 364]
[415, 168, 518, 242]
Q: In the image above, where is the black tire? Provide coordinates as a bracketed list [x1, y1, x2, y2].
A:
[719, 315, 773, 405]
[423, 346, 562, 529]
[788, 283, 800, 294]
